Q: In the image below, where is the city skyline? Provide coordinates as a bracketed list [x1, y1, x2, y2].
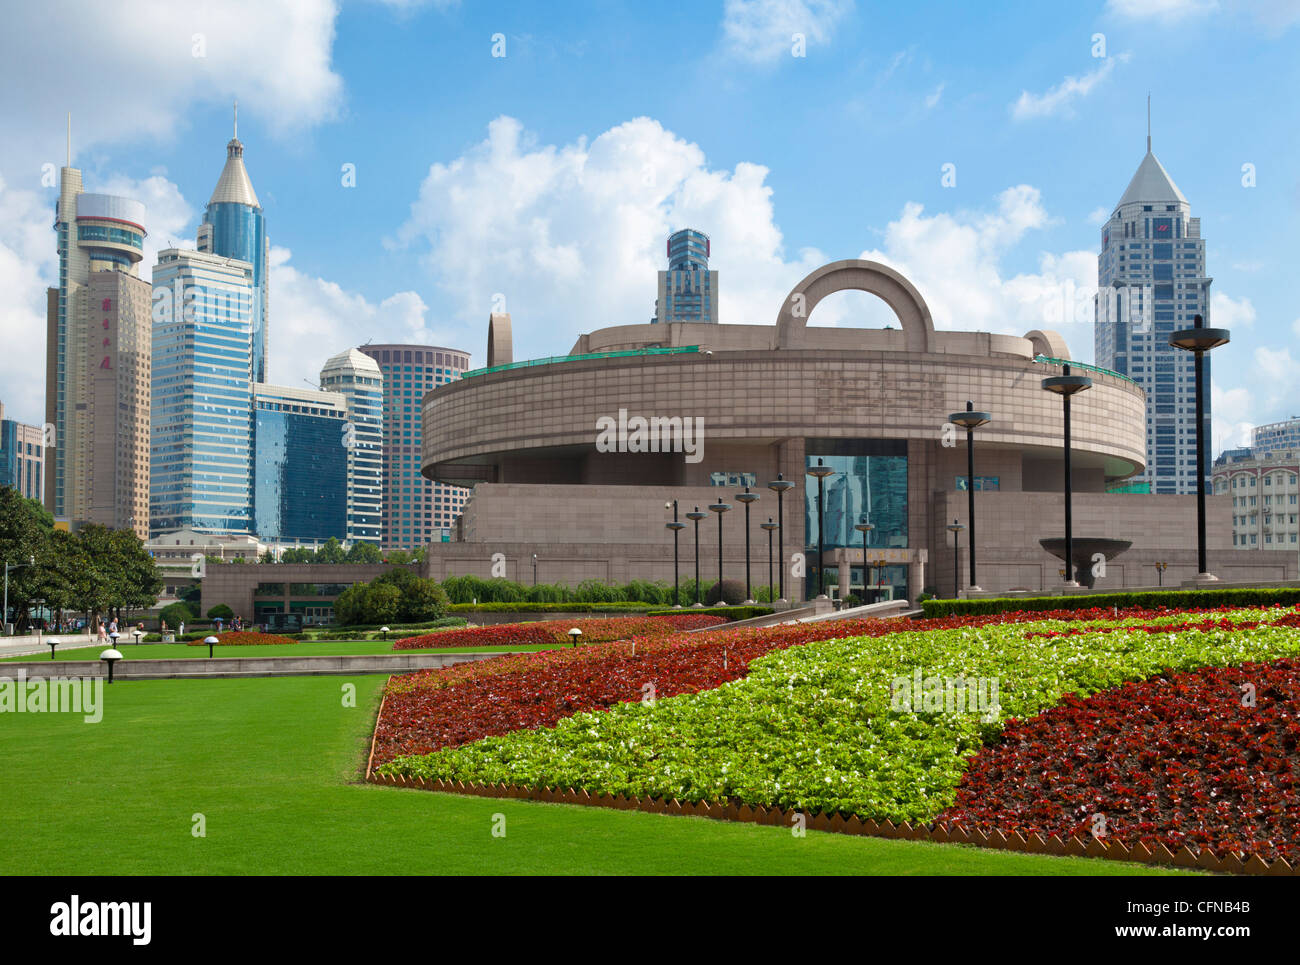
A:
[0, 1, 1296, 460]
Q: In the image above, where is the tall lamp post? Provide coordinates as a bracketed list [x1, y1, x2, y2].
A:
[1042, 364, 1092, 586]
[946, 519, 965, 598]
[686, 507, 707, 606]
[531, 553, 538, 586]
[760, 518, 778, 603]
[1170, 313, 1230, 581]
[806, 458, 835, 599]
[665, 500, 686, 607]
[947, 402, 991, 592]
[853, 518, 874, 602]
[766, 473, 795, 603]
[2, 555, 34, 636]
[735, 486, 760, 604]
[1154, 561, 1167, 586]
[708, 500, 731, 601]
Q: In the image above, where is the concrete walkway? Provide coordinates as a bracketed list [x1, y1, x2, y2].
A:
[0, 650, 516, 680]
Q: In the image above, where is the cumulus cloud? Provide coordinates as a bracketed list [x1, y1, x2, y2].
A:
[0, 175, 57, 424]
[1012, 56, 1125, 121]
[1106, 0, 1220, 21]
[1211, 291, 1257, 329]
[721, 0, 853, 64]
[1212, 384, 1255, 454]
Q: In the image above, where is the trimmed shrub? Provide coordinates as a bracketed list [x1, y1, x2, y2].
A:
[920, 586, 1300, 619]
[206, 603, 235, 621]
[704, 579, 748, 606]
[159, 601, 197, 629]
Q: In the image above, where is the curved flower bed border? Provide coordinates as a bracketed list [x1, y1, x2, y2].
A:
[392, 614, 727, 650]
[185, 631, 298, 646]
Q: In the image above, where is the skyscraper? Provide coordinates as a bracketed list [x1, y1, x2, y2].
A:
[150, 248, 256, 536]
[358, 344, 471, 549]
[253, 383, 348, 545]
[197, 105, 269, 383]
[319, 349, 384, 545]
[0, 402, 45, 501]
[1094, 128, 1211, 495]
[652, 228, 718, 324]
[44, 150, 152, 537]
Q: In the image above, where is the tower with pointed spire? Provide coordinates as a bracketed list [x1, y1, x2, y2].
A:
[198, 102, 269, 382]
[1094, 105, 1212, 495]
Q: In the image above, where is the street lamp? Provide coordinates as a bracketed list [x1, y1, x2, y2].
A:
[806, 458, 835, 599]
[204, 634, 218, 659]
[1155, 561, 1168, 587]
[1170, 314, 1230, 581]
[945, 519, 966, 598]
[531, 553, 538, 586]
[100, 648, 124, 684]
[766, 473, 795, 603]
[686, 507, 707, 606]
[665, 501, 686, 607]
[48, 639, 57, 661]
[109, 631, 120, 651]
[760, 518, 778, 603]
[2, 554, 35, 637]
[735, 486, 760, 604]
[380, 626, 390, 642]
[947, 401, 991, 592]
[1042, 364, 1092, 586]
[708, 500, 731, 602]
[853, 518, 875, 602]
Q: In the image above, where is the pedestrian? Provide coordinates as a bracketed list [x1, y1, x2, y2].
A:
[179, 620, 186, 636]
[108, 617, 118, 635]
[96, 621, 107, 644]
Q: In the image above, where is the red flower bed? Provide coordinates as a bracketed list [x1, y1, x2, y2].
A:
[374, 614, 987, 765]
[391, 615, 726, 650]
[937, 659, 1300, 862]
[186, 631, 298, 646]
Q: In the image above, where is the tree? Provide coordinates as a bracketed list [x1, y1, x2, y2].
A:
[0, 488, 53, 630]
[385, 549, 412, 565]
[207, 604, 234, 621]
[160, 601, 197, 630]
[400, 578, 450, 622]
[361, 582, 402, 624]
[315, 538, 345, 564]
[345, 541, 382, 564]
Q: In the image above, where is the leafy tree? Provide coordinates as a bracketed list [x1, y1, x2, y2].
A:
[160, 601, 196, 630]
[280, 547, 316, 564]
[207, 603, 235, 621]
[361, 582, 402, 624]
[333, 583, 366, 625]
[399, 578, 449, 622]
[345, 541, 382, 564]
[315, 537, 345, 564]
[385, 549, 412, 565]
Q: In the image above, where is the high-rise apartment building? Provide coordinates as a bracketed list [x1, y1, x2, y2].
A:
[0, 402, 45, 501]
[358, 344, 471, 548]
[319, 349, 384, 545]
[44, 159, 152, 536]
[1094, 134, 1211, 495]
[652, 228, 718, 325]
[197, 108, 269, 383]
[1214, 449, 1300, 550]
[253, 383, 348, 545]
[150, 248, 256, 536]
[1252, 418, 1300, 458]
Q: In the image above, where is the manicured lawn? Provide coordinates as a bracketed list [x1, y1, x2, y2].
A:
[2, 640, 556, 661]
[0, 675, 1184, 875]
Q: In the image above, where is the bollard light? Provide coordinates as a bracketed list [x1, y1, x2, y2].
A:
[100, 648, 124, 684]
[204, 634, 219, 659]
[568, 627, 582, 648]
[48, 640, 57, 661]
[132, 629, 143, 646]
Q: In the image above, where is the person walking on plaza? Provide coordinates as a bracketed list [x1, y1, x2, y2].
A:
[96, 621, 107, 644]
[179, 620, 186, 636]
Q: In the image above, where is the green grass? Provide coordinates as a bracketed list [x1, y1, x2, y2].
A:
[0, 675, 1184, 875]
[2, 640, 557, 661]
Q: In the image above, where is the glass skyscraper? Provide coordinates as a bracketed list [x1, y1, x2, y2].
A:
[1094, 138, 1211, 495]
[197, 111, 268, 383]
[253, 384, 347, 544]
[319, 349, 384, 545]
[652, 228, 718, 324]
[359, 344, 471, 548]
[150, 249, 256, 535]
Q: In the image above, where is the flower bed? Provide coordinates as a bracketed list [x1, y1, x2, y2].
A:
[938, 659, 1300, 862]
[186, 631, 299, 647]
[390, 614, 726, 650]
[377, 609, 1300, 829]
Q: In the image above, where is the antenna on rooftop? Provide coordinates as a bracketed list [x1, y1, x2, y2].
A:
[1146, 93, 1151, 153]
[233, 99, 238, 139]
[66, 113, 71, 167]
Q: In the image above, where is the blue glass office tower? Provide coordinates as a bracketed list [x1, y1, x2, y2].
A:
[253, 384, 347, 543]
[150, 248, 256, 536]
[198, 112, 268, 383]
[652, 228, 718, 324]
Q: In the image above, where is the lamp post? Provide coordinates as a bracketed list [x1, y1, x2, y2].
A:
[204, 635, 218, 659]
[947, 402, 991, 591]
[766, 473, 795, 603]
[1170, 314, 1230, 581]
[2, 554, 35, 636]
[665, 501, 686, 607]
[853, 519, 874, 602]
[735, 486, 760, 604]
[1155, 561, 1167, 586]
[568, 627, 582, 648]
[100, 648, 123, 684]
[531, 553, 538, 586]
[806, 458, 835, 599]
[132, 628, 143, 646]
[1042, 364, 1092, 586]
[945, 519, 966, 598]
[760, 518, 778, 603]
[686, 507, 707, 606]
[48, 639, 57, 661]
[380, 626, 390, 642]
[708, 500, 731, 601]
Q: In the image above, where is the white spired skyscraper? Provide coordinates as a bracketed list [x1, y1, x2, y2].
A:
[319, 349, 384, 545]
[1094, 125, 1212, 495]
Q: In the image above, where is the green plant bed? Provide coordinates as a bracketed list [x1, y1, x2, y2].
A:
[0, 675, 1180, 875]
[920, 586, 1300, 618]
[645, 605, 774, 620]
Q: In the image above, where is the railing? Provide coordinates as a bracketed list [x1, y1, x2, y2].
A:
[1033, 355, 1137, 387]
[462, 345, 701, 378]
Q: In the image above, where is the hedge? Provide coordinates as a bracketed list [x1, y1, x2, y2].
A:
[920, 587, 1300, 618]
[447, 602, 659, 614]
[646, 605, 774, 621]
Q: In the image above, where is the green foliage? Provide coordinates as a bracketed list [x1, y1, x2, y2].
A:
[159, 601, 197, 628]
[345, 541, 383, 564]
[704, 579, 747, 606]
[314, 537, 346, 565]
[206, 603, 235, 621]
[335, 572, 449, 625]
[920, 587, 1300, 618]
[645, 605, 774, 620]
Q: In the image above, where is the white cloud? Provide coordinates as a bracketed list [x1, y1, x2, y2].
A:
[1012, 56, 1124, 121]
[0, 174, 57, 425]
[1211, 291, 1256, 329]
[925, 83, 945, 109]
[268, 246, 451, 390]
[721, 0, 853, 64]
[1106, 0, 1220, 21]
[395, 115, 836, 360]
[1291, 317, 1300, 337]
[1212, 384, 1255, 454]
[1087, 206, 1111, 225]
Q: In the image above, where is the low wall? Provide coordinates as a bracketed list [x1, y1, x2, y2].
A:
[1, 651, 512, 681]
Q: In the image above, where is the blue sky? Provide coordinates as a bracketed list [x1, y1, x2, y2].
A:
[1, 0, 1297, 453]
